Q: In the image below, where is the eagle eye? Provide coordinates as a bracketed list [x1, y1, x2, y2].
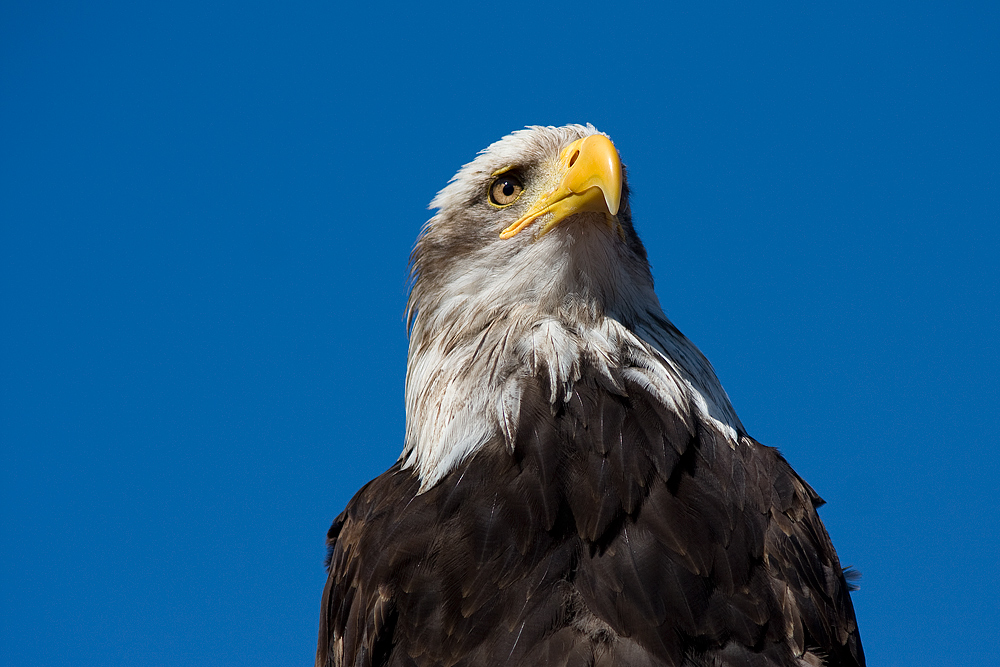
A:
[488, 173, 524, 207]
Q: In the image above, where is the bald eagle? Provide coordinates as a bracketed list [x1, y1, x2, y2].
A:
[317, 125, 864, 667]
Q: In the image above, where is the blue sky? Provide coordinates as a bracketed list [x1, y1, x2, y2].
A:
[2, 1, 997, 665]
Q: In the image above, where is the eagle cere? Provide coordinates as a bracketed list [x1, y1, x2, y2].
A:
[316, 125, 864, 667]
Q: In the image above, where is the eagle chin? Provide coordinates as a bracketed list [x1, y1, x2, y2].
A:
[317, 125, 865, 667]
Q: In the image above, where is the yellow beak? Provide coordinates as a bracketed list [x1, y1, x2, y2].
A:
[499, 134, 623, 240]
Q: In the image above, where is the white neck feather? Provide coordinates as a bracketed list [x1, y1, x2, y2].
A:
[401, 284, 742, 490]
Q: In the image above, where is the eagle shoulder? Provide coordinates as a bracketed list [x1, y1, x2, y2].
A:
[317, 374, 864, 667]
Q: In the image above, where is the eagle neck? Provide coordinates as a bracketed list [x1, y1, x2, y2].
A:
[401, 299, 742, 491]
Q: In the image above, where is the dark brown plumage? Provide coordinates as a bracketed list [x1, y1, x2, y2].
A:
[316, 125, 864, 667]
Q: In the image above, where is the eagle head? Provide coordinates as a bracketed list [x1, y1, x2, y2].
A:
[408, 124, 656, 335]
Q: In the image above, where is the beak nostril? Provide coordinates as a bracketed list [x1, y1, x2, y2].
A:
[568, 150, 580, 168]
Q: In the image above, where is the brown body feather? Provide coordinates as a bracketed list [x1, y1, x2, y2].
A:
[317, 374, 864, 666]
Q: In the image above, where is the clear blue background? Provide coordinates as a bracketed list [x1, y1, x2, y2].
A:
[2, 2, 997, 665]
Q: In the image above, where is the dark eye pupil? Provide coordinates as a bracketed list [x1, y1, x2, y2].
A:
[502, 182, 515, 196]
